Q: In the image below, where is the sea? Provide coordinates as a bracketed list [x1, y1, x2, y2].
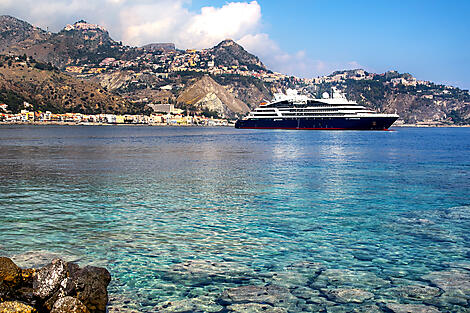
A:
[0, 125, 469, 312]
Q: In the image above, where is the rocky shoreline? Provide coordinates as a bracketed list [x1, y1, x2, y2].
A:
[0, 257, 110, 313]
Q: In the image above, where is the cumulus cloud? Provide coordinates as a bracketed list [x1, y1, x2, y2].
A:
[238, 33, 365, 78]
[0, 0, 362, 78]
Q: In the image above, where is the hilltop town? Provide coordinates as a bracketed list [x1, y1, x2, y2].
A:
[0, 17, 469, 125]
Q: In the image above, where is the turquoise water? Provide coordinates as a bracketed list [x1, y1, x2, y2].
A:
[0, 126, 469, 312]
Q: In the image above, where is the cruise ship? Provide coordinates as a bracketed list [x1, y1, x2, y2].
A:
[235, 89, 399, 130]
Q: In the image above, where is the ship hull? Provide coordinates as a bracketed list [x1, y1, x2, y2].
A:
[235, 116, 398, 130]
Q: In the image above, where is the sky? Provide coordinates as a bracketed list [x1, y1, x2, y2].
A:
[1, 0, 469, 89]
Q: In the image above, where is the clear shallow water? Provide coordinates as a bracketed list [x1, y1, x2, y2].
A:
[0, 125, 469, 312]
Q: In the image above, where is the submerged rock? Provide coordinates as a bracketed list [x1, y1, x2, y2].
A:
[219, 285, 297, 309]
[385, 303, 441, 313]
[311, 269, 389, 289]
[389, 285, 441, 300]
[153, 299, 196, 313]
[324, 288, 374, 303]
[165, 260, 253, 285]
[154, 297, 223, 313]
[226, 303, 287, 313]
[422, 269, 470, 295]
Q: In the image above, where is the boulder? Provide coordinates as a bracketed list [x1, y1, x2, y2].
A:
[0, 258, 22, 286]
[32, 258, 67, 299]
[50, 296, 90, 313]
[65, 265, 111, 313]
[0, 258, 23, 302]
[0, 301, 36, 313]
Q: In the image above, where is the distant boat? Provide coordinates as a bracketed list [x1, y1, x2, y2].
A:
[235, 89, 399, 130]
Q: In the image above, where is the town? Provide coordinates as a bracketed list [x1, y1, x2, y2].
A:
[0, 103, 233, 126]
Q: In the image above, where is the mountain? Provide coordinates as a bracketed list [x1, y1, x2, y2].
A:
[0, 15, 50, 53]
[2, 18, 128, 68]
[0, 55, 145, 114]
[209, 39, 267, 72]
[177, 75, 250, 118]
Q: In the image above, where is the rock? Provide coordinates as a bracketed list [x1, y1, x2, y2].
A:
[284, 261, 325, 274]
[66, 265, 111, 313]
[290, 286, 320, 300]
[50, 296, 90, 313]
[442, 205, 470, 220]
[324, 288, 374, 303]
[32, 258, 67, 299]
[385, 303, 441, 313]
[20, 269, 35, 285]
[0, 301, 36, 313]
[153, 297, 223, 313]
[262, 271, 310, 288]
[165, 260, 253, 285]
[226, 303, 287, 313]
[153, 299, 198, 313]
[219, 285, 296, 308]
[311, 269, 389, 289]
[0, 258, 23, 302]
[352, 304, 383, 312]
[422, 270, 470, 295]
[390, 285, 441, 300]
[0, 257, 22, 286]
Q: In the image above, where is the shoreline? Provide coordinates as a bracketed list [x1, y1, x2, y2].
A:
[0, 122, 469, 128]
[0, 121, 235, 127]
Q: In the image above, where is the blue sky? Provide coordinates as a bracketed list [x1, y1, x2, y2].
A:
[2, 0, 469, 89]
[191, 0, 470, 89]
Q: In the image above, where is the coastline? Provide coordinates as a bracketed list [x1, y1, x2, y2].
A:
[0, 121, 469, 128]
[0, 121, 235, 127]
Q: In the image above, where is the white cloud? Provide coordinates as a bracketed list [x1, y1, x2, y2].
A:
[0, 0, 362, 78]
[239, 33, 365, 78]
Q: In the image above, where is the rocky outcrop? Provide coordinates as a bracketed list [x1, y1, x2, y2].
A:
[0, 257, 110, 313]
[177, 75, 250, 118]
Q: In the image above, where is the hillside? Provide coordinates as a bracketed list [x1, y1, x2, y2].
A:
[0, 55, 146, 114]
[177, 75, 250, 118]
[304, 70, 470, 125]
[2, 17, 128, 68]
[209, 39, 267, 72]
[0, 15, 50, 53]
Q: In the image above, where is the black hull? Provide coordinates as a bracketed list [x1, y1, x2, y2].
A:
[235, 116, 398, 130]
